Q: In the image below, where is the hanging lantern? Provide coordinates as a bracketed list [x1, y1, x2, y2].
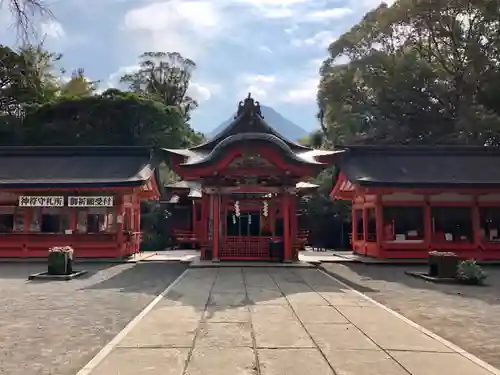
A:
[262, 200, 268, 217]
[248, 213, 252, 225]
[234, 200, 240, 217]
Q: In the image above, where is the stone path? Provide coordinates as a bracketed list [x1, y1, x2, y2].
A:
[0, 262, 187, 375]
[81, 268, 499, 375]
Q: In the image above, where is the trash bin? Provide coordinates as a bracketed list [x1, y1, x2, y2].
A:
[269, 240, 284, 262]
[204, 247, 212, 261]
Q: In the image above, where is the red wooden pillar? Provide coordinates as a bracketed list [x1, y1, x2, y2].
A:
[375, 196, 384, 257]
[134, 203, 141, 253]
[472, 196, 482, 259]
[117, 194, 125, 255]
[424, 196, 432, 250]
[351, 204, 356, 252]
[290, 192, 298, 260]
[192, 200, 196, 233]
[282, 190, 291, 261]
[362, 205, 368, 256]
[212, 193, 220, 261]
[200, 194, 208, 259]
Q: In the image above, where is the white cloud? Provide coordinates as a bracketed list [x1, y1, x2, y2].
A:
[291, 31, 336, 48]
[238, 74, 276, 99]
[105, 65, 139, 89]
[280, 78, 318, 103]
[236, 70, 318, 105]
[259, 7, 294, 19]
[188, 83, 211, 102]
[40, 20, 65, 39]
[122, 1, 224, 59]
[258, 45, 273, 54]
[304, 8, 353, 21]
[237, 0, 308, 4]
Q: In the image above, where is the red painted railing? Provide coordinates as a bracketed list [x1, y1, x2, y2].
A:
[220, 236, 282, 260]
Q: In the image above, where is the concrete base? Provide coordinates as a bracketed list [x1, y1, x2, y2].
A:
[405, 271, 486, 286]
[28, 270, 88, 281]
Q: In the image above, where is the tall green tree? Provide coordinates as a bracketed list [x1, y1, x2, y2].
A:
[318, 0, 500, 146]
[120, 52, 198, 121]
[0, 44, 60, 116]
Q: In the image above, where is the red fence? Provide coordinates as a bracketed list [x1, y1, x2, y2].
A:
[220, 236, 281, 260]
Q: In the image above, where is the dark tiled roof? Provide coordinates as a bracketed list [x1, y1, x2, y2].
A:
[337, 145, 500, 188]
[163, 95, 338, 168]
[0, 146, 158, 188]
[191, 94, 310, 152]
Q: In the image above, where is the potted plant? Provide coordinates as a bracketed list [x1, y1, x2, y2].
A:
[48, 246, 74, 275]
[428, 250, 458, 278]
[456, 260, 487, 285]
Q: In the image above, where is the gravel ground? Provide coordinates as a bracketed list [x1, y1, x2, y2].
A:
[0, 262, 187, 375]
[321, 262, 500, 369]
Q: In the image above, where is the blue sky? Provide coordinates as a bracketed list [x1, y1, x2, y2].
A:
[0, 0, 389, 135]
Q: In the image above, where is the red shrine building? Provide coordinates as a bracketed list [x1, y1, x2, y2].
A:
[330, 145, 500, 260]
[163, 94, 337, 261]
[0, 146, 160, 258]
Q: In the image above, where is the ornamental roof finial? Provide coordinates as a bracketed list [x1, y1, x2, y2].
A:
[235, 93, 263, 118]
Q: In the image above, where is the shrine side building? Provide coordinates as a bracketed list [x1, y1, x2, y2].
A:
[0, 146, 161, 258]
[330, 145, 500, 260]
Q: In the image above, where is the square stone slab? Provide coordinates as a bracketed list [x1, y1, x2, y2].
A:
[318, 292, 368, 307]
[334, 306, 397, 325]
[259, 349, 333, 375]
[209, 292, 250, 307]
[204, 306, 250, 322]
[212, 283, 246, 293]
[90, 348, 189, 375]
[276, 284, 312, 295]
[162, 286, 211, 306]
[196, 322, 253, 347]
[286, 292, 330, 306]
[250, 305, 297, 323]
[243, 274, 277, 288]
[118, 311, 200, 348]
[247, 288, 288, 305]
[305, 323, 379, 351]
[253, 319, 314, 348]
[293, 305, 349, 324]
[337, 308, 453, 353]
[185, 347, 256, 375]
[322, 349, 409, 375]
[390, 351, 494, 375]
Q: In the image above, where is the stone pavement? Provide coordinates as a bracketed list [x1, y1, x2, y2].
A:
[80, 268, 499, 375]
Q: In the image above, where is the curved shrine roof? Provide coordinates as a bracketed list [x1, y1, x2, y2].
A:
[163, 94, 337, 168]
[334, 145, 500, 188]
[0, 146, 159, 188]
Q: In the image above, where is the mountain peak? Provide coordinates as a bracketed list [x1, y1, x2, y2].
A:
[208, 105, 308, 141]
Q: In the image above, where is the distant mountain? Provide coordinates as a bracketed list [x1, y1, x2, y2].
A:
[207, 105, 308, 141]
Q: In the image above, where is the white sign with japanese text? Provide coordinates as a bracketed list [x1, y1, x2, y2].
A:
[68, 196, 114, 207]
[18, 196, 64, 207]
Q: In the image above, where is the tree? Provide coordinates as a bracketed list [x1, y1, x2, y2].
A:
[120, 52, 198, 121]
[3, 0, 52, 42]
[318, 0, 500, 146]
[58, 68, 98, 98]
[21, 89, 192, 147]
[0, 44, 59, 115]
